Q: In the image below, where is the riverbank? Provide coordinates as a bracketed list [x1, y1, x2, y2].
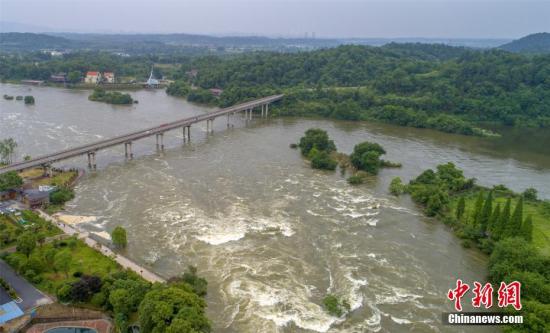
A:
[395, 164, 550, 331]
[36, 210, 165, 283]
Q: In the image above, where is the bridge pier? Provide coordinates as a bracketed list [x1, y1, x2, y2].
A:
[42, 164, 52, 177]
[206, 119, 214, 133]
[87, 152, 97, 170]
[124, 142, 133, 159]
[156, 133, 164, 150]
[265, 103, 269, 117]
[187, 125, 191, 141]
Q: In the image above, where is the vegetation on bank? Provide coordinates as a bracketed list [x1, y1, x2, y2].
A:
[89, 87, 134, 104]
[392, 163, 550, 332]
[1, 214, 211, 332]
[0, 210, 61, 249]
[178, 45, 550, 135]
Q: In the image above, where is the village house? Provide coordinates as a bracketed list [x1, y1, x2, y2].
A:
[49, 73, 67, 83]
[84, 71, 102, 84]
[0, 189, 17, 201]
[103, 72, 115, 83]
[21, 189, 50, 208]
[209, 88, 224, 97]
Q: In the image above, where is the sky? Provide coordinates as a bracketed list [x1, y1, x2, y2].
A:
[0, 0, 549, 38]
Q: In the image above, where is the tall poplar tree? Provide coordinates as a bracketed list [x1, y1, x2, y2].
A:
[488, 203, 501, 238]
[500, 198, 512, 238]
[479, 191, 493, 234]
[521, 215, 533, 242]
[472, 191, 484, 225]
[510, 197, 524, 235]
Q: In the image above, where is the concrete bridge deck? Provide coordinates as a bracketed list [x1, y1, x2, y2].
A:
[0, 94, 283, 174]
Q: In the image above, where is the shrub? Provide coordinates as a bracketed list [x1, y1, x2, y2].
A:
[347, 175, 364, 185]
[389, 177, 405, 195]
[24, 95, 35, 104]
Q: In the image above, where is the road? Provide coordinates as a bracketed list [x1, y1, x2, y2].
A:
[0, 260, 52, 311]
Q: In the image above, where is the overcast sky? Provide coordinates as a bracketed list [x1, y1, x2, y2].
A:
[0, 0, 548, 38]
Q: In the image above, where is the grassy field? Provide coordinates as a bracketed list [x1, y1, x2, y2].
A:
[448, 192, 550, 256]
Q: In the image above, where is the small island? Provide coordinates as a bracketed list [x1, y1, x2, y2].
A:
[294, 128, 401, 184]
[88, 87, 134, 105]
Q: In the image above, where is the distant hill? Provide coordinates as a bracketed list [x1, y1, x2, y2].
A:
[0, 32, 79, 51]
[499, 33, 550, 54]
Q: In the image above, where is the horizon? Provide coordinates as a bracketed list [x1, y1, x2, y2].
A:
[1, 0, 549, 39]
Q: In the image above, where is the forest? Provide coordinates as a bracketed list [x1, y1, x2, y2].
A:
[175, 44, 550, 135]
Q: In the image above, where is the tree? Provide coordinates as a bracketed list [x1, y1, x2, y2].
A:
[509, 197, 524, 236]
[522, 188, 538, 201]
[0, 138, 17, 165]
[479, 191, 493, 234]
[298, 128, 336, 156]
[500, 198, 512, 238]
[488, 203, 501, 237]
[456, 196, 466, 220]
[24, 96, 35, 104]
[138, 286, 211, 333]
[54, 250, 72, 278]
[521, 215, 533, 242]
[50, 188, 75, 205]
[67, 71, 81, 83]
[472, 191, 485, 226]
[389, 177, 405, 196]
[111, 226, 128, 248]
[16, 232, 36, 258]
[0, 171, 23, 191]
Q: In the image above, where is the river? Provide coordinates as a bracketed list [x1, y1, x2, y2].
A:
[1, 83, 549, 332]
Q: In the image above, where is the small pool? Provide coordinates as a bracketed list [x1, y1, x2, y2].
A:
[45, 328, 98, 333]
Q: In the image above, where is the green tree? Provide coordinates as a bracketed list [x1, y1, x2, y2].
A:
[522, 188, 538, 201]
[521, 215, 533, 242]
[16, 232, 36, 258]
[488, 203, 501, 237]
[111, 226, 128, 248]
[0, 138, 17, 165]
[24, 96, 35, 104]
[479, 191, 493, 234]
[109, 288, 132, 316]
[456, 196, 466, 220]
[54, 250, 72, 278]
[138, 286, 211, 333]
[509, 197, 524, 236]
[298, 128, 336, 156]
[67, 71, 81, 83]
[389, 177, 405, 196]
[471, 191, 485, 225]
[0, 171, 23, 191]
[500, 198, 512, 238]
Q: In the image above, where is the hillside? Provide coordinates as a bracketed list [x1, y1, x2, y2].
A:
[499, 32, 550, 54]
[0, 32, 78, 51]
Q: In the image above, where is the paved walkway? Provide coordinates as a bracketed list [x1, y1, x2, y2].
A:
[37, 210, 165, 283]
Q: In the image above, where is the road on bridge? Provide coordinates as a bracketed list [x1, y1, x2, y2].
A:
[0, 94, 283, 174]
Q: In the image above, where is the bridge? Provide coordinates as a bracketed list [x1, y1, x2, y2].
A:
[0, 95, 283, 175]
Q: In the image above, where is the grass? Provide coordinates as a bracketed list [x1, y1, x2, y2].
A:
[5, 237, 121, 295]
[34, 170, 78, 187]
[448, 192, 550, 256]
